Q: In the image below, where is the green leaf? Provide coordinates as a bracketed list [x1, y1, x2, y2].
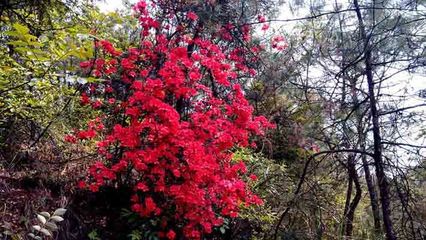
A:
[4, 30, 19, 37]
[40, 228, 52, 237]
[86, 77, 104, 83]
[53, 208, 67, 216]
[45, 222, 58, 231]
[36, 214, 47, 224]
[14, 47, 32, 53]
[12, 23, 30, 35]
[39, 211, 51, 218]
[88, 230, 100, 240]
[32, 225, 42, 231]
[7, 40, 28, 46]
[50, 216, 64, 222]
[26, 41, 43, 47]
[128, 230, 142, 240]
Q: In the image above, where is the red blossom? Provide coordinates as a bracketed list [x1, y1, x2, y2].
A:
[257, 15, 266, 23]
[91, 99, 103, 109]
[79, 60, 92, 68]
[271, 35, 288, 51]
[108, 98, 116, 104]
[80, 92, 90, 105]
[187, 11, 198, 21]
[77, 180, 86, 189]
[261, 23, 269, 31]
[166, 230, 176, 240]
[64, 134, 77, 143]
[73, 1, 274, 239]
[249, 174, 258, 181]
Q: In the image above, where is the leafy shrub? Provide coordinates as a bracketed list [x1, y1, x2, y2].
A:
[29, 208, 66, 239]
[67, 0, 275, 239]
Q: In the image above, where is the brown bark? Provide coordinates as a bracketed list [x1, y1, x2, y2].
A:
[360, 142, 382, 235]
[343, 169, 353, 236]
[349, 76, 382, 234]
[353, 0, 396, 239]
[344, 159, 362, 238]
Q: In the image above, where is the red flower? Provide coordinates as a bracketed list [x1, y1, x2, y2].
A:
[105, 86, 114, 93]
[144, 197, 158, 215]
[77, 180, 86, 189]
[187, 11, 198, 21]
[166, 230, 176, 240]
[77, 129, 96, 140]
[99, 39, 121, 56]
[135, 182, 149, 192]
[80, 61, 92, 68]
[91, 99, 103, 109]
[108, 98, 116, 104]
[249, 174, 258, 181]
[121, 58, 134, 70]
[89, 184, 99, 192]
[64, 134, 77, 143]
[80, 92, 90, 105]
[75, 1, 274, 238]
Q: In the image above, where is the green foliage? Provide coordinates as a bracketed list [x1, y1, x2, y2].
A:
[88, 230, 101, 240]
[28, 208, 66, 239]
[234, 149, 285, 238]
[0, 19, 92, 117]
[128, 230, 143, 240]
[119, 208, 160, 240]
[0, 1, 138, 166]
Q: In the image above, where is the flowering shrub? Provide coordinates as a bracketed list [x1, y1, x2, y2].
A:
[67, 1, 275, 239]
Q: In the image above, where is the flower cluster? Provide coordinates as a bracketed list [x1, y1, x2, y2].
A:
[70, 1, 274, 239]
[271, 35, 288, 51]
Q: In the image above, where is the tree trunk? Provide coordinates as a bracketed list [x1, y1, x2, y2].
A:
[342, 161, 353, 237]
[353, 1, 396, 239]
[360, 141, 382, 235]
[344, 159, 362, 238]
[350, 76, 382, 234]
[350, 76, 382, 235]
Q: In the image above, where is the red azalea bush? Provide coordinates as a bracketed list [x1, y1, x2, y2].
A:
[68, 1, 275, 239]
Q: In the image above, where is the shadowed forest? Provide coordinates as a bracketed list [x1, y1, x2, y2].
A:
[0, 0, 425, 239]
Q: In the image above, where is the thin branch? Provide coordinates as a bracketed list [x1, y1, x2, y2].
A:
[379, 103, 426, 116]
[381, 141, 426, 149]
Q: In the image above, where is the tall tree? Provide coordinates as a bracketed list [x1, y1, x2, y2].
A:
[264, 0, 426, 238]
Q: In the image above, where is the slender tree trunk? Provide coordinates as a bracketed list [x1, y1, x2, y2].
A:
[335, 5, 366, 237]
[342, 167, 353, 237]
[353, 1, 396, 239]
[342, 155, 362, 238]
[344, 159, 362, 238]
[341, 156, 353, 236]
[360, 141, 382, 235]
[350, 76, 382, 234]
